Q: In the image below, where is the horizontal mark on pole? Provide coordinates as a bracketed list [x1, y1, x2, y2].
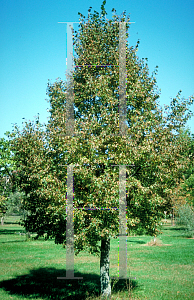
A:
[58, 22, 135, 24]
[110, 277, 136, 279]
[58, 22, 80, 23]
[74, 207, 125, 210]
[60, 164, 135, 168]
[75, 65, 119, 67]
[57, 277, 83, 279]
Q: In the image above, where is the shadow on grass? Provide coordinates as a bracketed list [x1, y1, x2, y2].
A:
[111, 278, 139, 294]
[0, 228, 29, 243]
[0, 240, 27, 243]
[4, 221, 20, 225]
[161, 226, 189, 238]
[127, 239, 146, 244]
[0, 229, 23, 235]
[167, 226, 184, 231]
[0, 267, 139, 300]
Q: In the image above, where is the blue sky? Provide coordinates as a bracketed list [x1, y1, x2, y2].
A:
[0, 0, 194, 139]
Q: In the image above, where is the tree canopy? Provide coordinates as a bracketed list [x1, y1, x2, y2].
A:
[8, 1, 194, 298]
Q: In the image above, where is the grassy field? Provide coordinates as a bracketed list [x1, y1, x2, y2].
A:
[0, 216, 193, 299]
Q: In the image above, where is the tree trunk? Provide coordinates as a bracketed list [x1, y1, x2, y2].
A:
[172, 208, 175, 226]
[100, 237, 111, 299]
[1, 216, 4, 226]
[26, 231, 31, 239]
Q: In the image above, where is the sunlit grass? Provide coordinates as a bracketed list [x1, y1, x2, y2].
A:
[0, 216, 193, 299]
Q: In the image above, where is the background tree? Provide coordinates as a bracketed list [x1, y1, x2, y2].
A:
[175, 203, 194, 237]
[167, 129, 194, 217]
[5, 190, 25, 216]
[0, 132, 19, 224]
[0, 134, 13, 195]
[0, 195, 7, 225]
[180, 131, 194, 207]
[8, 1, 194, 298]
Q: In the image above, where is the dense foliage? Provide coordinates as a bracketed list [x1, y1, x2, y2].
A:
[5, 1, 194, 297]
[8, 1, 194, 249]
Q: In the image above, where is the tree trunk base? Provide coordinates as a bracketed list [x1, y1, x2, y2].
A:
[100, 237, 111, 299]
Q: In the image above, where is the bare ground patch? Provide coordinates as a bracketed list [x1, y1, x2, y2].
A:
[140, 238, 172, 246]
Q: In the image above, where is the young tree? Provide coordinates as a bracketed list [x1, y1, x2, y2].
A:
[9, 1, 194, 298]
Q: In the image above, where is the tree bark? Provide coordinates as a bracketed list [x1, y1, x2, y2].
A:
[100, 237, 111, 299]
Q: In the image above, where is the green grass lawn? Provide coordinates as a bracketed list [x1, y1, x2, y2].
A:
[0, 216, 193, 299]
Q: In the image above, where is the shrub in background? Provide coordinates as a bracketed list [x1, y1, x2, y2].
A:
[176, 203, 194, 237]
